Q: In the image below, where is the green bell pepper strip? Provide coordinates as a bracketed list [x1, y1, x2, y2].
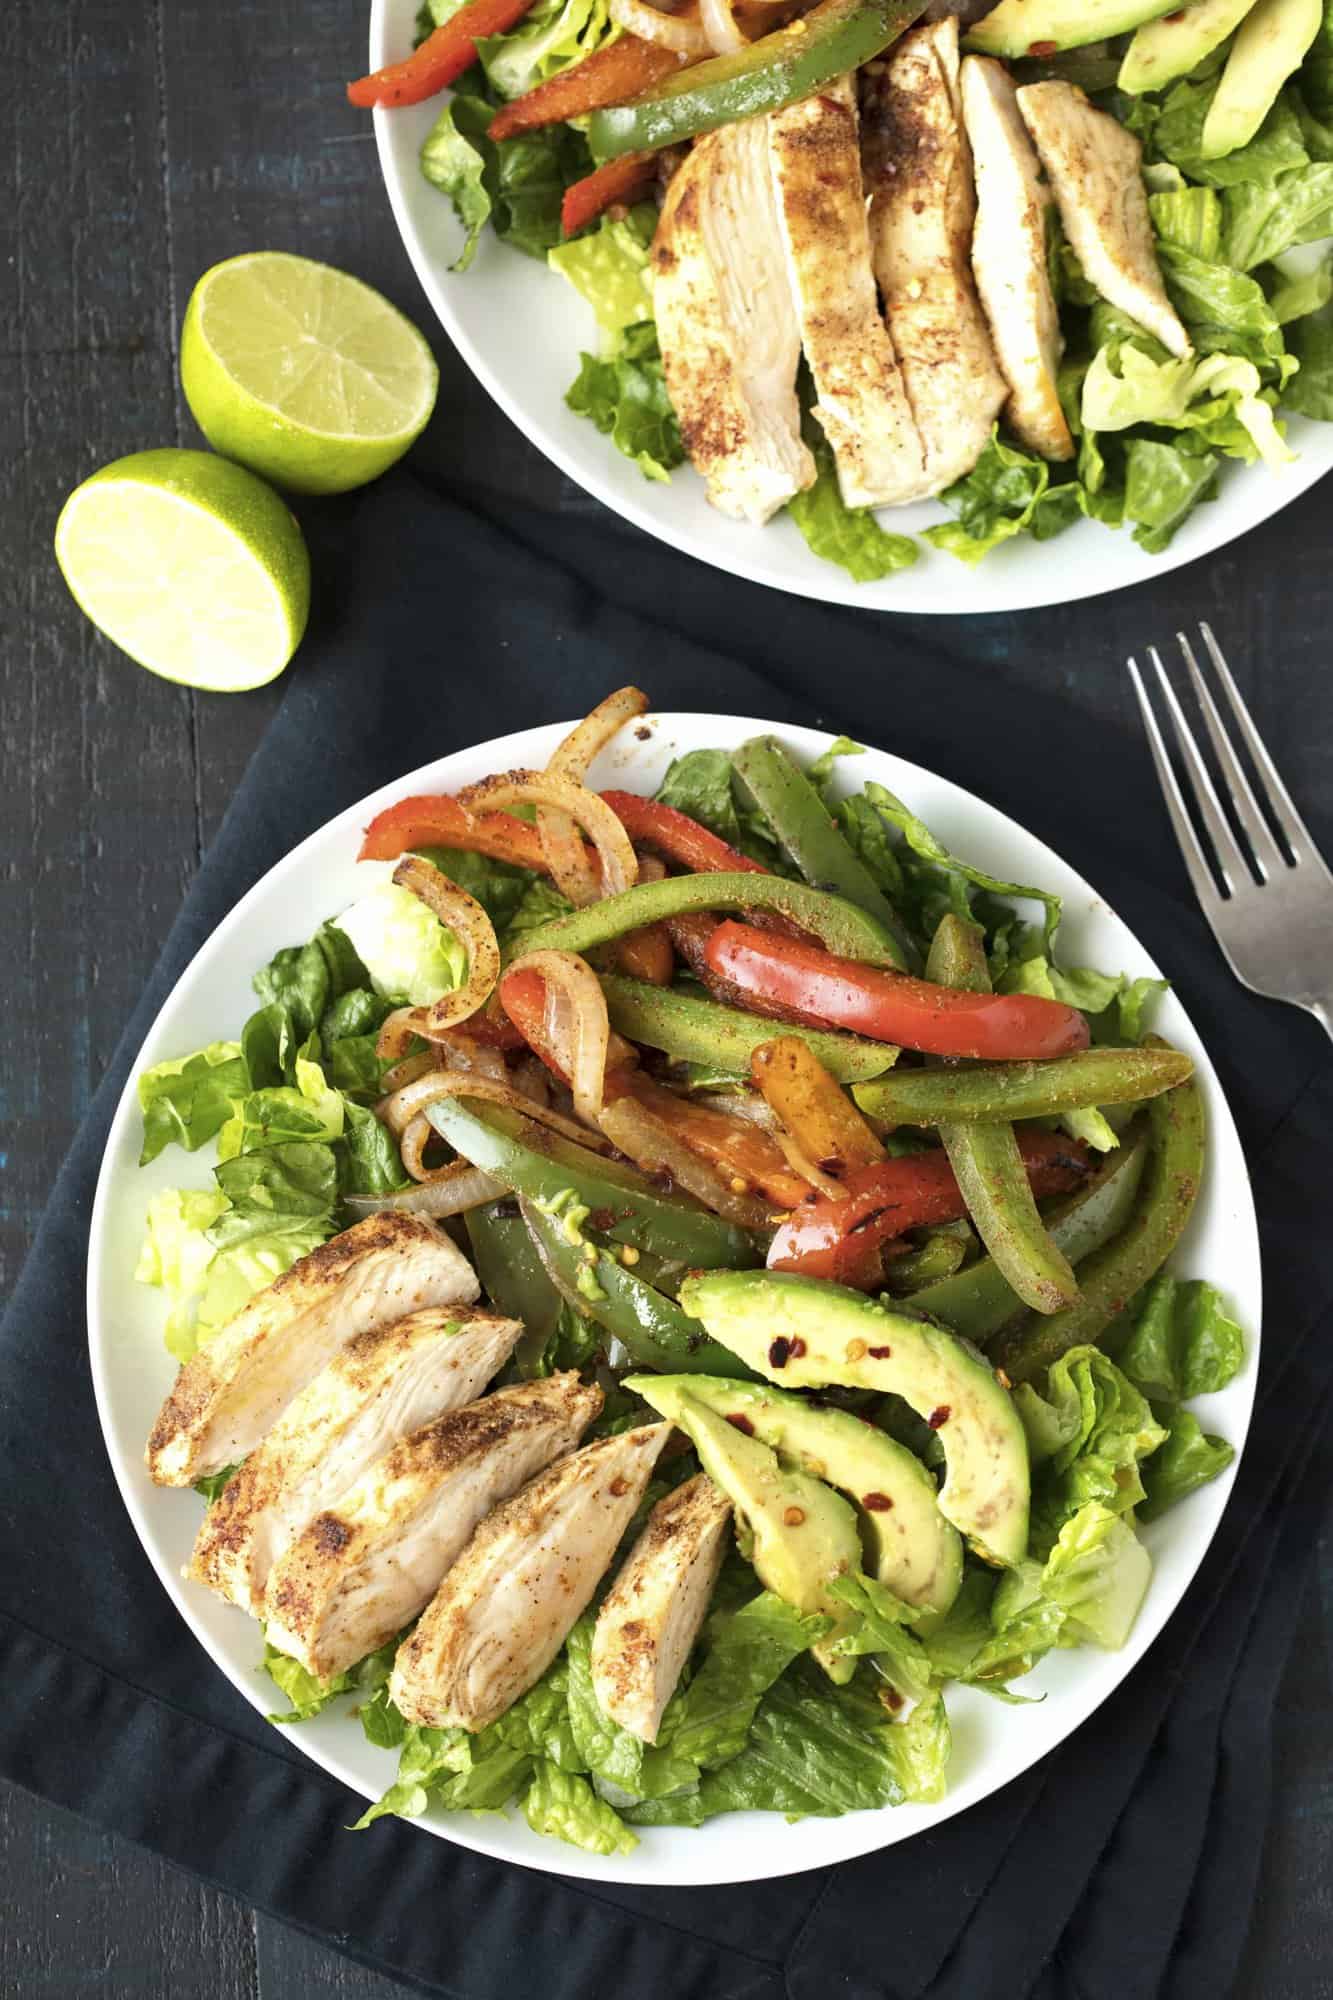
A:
[588, 0, 928, 159]
[926, 915, 1079, 1316]
[905, 1121, 1150, 1341]
[852, 1044, 1192, 1127]
[883, 1231, 968, 1294]
[991, 1050, 1205, 1384]
[521, 1199, 758, 1379]
[731, 737, 921, 972]
[426, 1095, 762, 1269]
[465, 1200, 564, 1377]
[599, 973, 898, 1084]
[508, 870, 908, 969]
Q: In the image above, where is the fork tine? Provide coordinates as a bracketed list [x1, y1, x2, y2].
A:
[1127, 654, 1227, 909]
[1198, 622, 1314, 866]
[1177, 630, 1287, 879]
[1145, 646, 1252, 895]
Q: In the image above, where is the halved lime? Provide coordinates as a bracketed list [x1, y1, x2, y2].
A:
[54, 449, 311, 691]
[181, 252, 439, 494]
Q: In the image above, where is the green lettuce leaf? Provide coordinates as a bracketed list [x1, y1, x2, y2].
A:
[1139, 1407, 1236, 1519]
[217, 1053, 346, 1160]
[1113, 1274, 1246, 1401]
[421, 85, 589, 270]
[786, 409, 919, 582]
[549, 205, 656, 344]
[1284, 306, 1333, 415]
[1267, 253, 1333, 323]
[566, 321, 684, 483]
[210, 1143, 338, 1244]
[339, 1097, 410, 1198]
[924, 432, 1083, 565]
[138, 1042, 249, 1164]
[333, 879, 467, 1007]
[861, 781, 1061, 953]
[1149, 183, 1223, 259]
[410, 844, 538, 935]
[1223, 162, 1333, 268]
[973, 1502, 1153, 1680]
[264, 1630, 399, 1725]
[1081, 342, 1291, 465]
[502, 875, 577, 944]
[630, 1665, 951, 1824]
[563, 1612, 697, 1798]
[1014, 1345, 1169, 1549]
[478, 0, 613, 103]
[1123, 437, 1219, 553]
[523, 1760, 637, 1854]
[659, 1589, 831, 1772]
[826, 1573, 933, 1700]
[1151, 78, 1310, 188]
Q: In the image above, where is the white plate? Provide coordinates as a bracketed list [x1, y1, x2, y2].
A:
[88, 713, 1260, 1885]
[367, 0, 1328, 615]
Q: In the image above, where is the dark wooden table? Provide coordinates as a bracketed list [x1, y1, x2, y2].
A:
[5, 0, 1333, 1991]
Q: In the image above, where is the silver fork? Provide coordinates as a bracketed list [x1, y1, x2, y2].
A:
[1127, 622, 1333, 1043]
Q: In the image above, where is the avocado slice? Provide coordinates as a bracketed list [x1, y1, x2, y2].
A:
[1200, 0, 1321, 156]
[680, 1270, 1031, 1568]
[967, 0, 1179, 59]
[630, 1374, 963, 1617]
[1119, 0, 1260, 95]
[629, 1378, 863, 1680]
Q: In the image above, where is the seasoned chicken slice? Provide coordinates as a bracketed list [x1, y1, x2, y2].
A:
[263, 1374, 601, 1682]
[863, 22, 1008, 497]
[652, 120, 815, 524]
[961, 58, 1073, 462]
[188, 1306, 523, 1616]
[1017, 82, 1191, 359]
[146, 1213, 480, 1488]
[768, 76, 925, 508]
[591, 1473, 732, 1744]
[391, 1423, 672, 1732]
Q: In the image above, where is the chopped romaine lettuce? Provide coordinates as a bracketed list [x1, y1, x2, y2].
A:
[566, 321, 684, 483]
[478, 0, 614, 104]
[549, 205, 656, 345]
[138, 1043, 248, 1164]
[786, 409, 919, 582]
[1113, 1275, 1246, 1402]
[136, 1184, 329, 1362]
[1139, 1408, 1237, 1519]
[523, 1760, 638, 1854]
[924, 432, 1083, 566]
[1014, 1345, 1169, 1551]
[332, 879, 466, 1007]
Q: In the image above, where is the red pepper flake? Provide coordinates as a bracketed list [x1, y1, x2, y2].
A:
[1027, 38, 1058, 53]
[818, 1157, 843, 1175]
[588, 1207, 614, 1232]
[783, 1505, 806, 1527]
[726, 1413, 756, 1436]
[788, 1337, 807, 1359]
[868, 1344, 893, 1359]
[880, 1685, 905, 1713]
[769, 1337, 792, 1368]
[928, 1405, 952, 1429]
[608, 1475, 630, 1496]
[862, 1491, 894, 1512]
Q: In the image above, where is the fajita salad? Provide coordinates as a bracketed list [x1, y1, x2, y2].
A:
[137, 691, 1244, 1857]
[348, 0, 1333, 583]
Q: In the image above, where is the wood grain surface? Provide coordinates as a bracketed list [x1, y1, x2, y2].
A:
[2, 0, 1331, 1990]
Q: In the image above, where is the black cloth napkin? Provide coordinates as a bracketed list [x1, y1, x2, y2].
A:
[4, 470, 1331, 2000]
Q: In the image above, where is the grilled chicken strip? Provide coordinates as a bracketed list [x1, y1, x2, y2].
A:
[146, 1213, 480, 1488]
[263, 1374, 601, 1682]
[769, 76, 926, 508]
[652, 121, 815, 524]
[188, 1306, 523, 1616]
[391, 1423, 672, 1732]
[961, 57, 1074, 462]
[591, 1473, 733, 1744]
[1017, 82, 1191, 360]
[863, 22, 1007, 497]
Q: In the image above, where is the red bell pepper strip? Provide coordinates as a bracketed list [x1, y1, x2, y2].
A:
[358, 794, 546, 870]
[561, 154, 658, 238]
[601, 792, 770, 876]
[488, 36, 689, 140]
[769, 1132, 1091, 1289]
[703, 922, 1091, 1061]
[348, 0, 537, 108]
[499, 965, 808, 1204]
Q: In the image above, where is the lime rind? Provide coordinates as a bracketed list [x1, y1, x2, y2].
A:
[54, 449, 310, 692]
[181, 252, 439, 495]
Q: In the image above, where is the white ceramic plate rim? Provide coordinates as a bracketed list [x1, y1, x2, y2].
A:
[87, 713, 1261, 1886]
[367, 0, 1328, 616]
